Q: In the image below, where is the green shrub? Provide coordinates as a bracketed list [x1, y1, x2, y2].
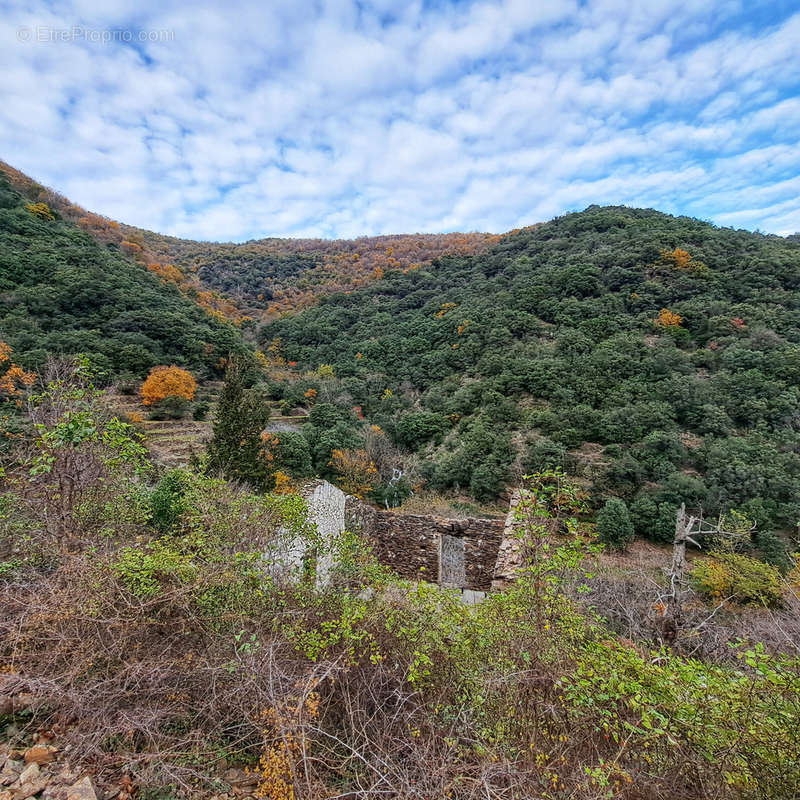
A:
[150, 469, 191, 533]
[523, 437, 566, 473]
[755, 529, 792, 573]
[149, 395, 191, 420]
[371, 475, 413, 508]
[112, 539, 196, 597]
[690, 550, 784, 607]
[192, 400, 210, 420]
[596, 497, 635, 550]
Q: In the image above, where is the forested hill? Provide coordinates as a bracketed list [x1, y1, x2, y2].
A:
[121, 224, 499, 316]
[0, 170, 248, 379]
[262, 206, 800, 536]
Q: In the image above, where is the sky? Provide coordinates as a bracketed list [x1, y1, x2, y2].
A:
[1, 0, 799, 241]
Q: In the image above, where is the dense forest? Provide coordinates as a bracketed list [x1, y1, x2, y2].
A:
[261, 206, 800, 547]
[0, 170, 249, 380]
[124, 224, 499, 316]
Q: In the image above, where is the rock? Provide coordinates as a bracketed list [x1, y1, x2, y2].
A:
[13, 775, 49, 799]
[222, 770, 257, 788]
[66, 777, 97, 800]
[1, 760, 22, 786]
[23, 747, 55, 766]
[17, 763, 39, 786]
[0, 791, 12, 800]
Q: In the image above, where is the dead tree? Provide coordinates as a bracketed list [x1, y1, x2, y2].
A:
[655, 504, 755, 647]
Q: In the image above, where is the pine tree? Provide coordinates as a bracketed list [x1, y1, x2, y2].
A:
[206, 356, 272, 490]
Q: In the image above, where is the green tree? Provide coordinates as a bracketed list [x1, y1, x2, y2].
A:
[206, 356, 271, 490]
[596, 498, 635, 551]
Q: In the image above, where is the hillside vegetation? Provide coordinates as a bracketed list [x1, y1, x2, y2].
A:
[1, 361, 799, 799]
[261, 206, 800, 542]
[123, 224, 500, 316]
[0, 168, 249, 379]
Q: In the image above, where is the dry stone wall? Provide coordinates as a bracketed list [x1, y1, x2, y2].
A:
[274, 481, 518, 594]
[345, 498, 504, 592]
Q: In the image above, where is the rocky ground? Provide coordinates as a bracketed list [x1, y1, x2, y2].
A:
[1, 739, 263, 800]
[1, 740, 104, 800]
[1, 697, 262, 800]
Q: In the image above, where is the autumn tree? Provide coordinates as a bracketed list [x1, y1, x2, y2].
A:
[0, 342, 35, 401]
[660, 247, 708, 274]
[655, 308, 683, 328]
[140, 365, 197, 407]
[25, 201, 55, 221]
[329, 448, 379, 498]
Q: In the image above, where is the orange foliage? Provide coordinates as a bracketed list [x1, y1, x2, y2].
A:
[258, 432, 280, 464]
[0, 342, 35, 399]
[120, 240, 143, 255]
[147, 262, 184, 285]
[665, 247, 691, 269]
[655, 308, 683, 328]
[303, 388, 317, 401]
[214, 232, 500, 317]
[140, 365, 197, 406]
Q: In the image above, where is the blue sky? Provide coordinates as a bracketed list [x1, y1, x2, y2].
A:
[2, 0, 799, 240]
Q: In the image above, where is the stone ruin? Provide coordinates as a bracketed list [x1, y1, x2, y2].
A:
[274, 480, 525, 600]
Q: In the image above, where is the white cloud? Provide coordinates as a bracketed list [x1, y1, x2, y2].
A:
[0, 0, 798, 240]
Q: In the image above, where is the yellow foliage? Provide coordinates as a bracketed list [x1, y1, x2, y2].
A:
[272, 471, 293, 495]
[147, 262, 184, 285]
[655, 308, 683, 328]
[329, 448, 379, 498]
[255, 689, 320, 800]
[435, 302, 458, 319]
[25, 202, 55, 221]
[140, 365, 197, 406]
[660, 247, 708, 274]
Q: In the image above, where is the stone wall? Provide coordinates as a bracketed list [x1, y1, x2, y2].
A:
[345, 498, 504, 592]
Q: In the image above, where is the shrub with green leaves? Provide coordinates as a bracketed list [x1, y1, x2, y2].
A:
[596, 497, 635, 550]
[149, 469, 191, 533]
[111, 539, 196, 597]
[690, 550, 784, 607]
